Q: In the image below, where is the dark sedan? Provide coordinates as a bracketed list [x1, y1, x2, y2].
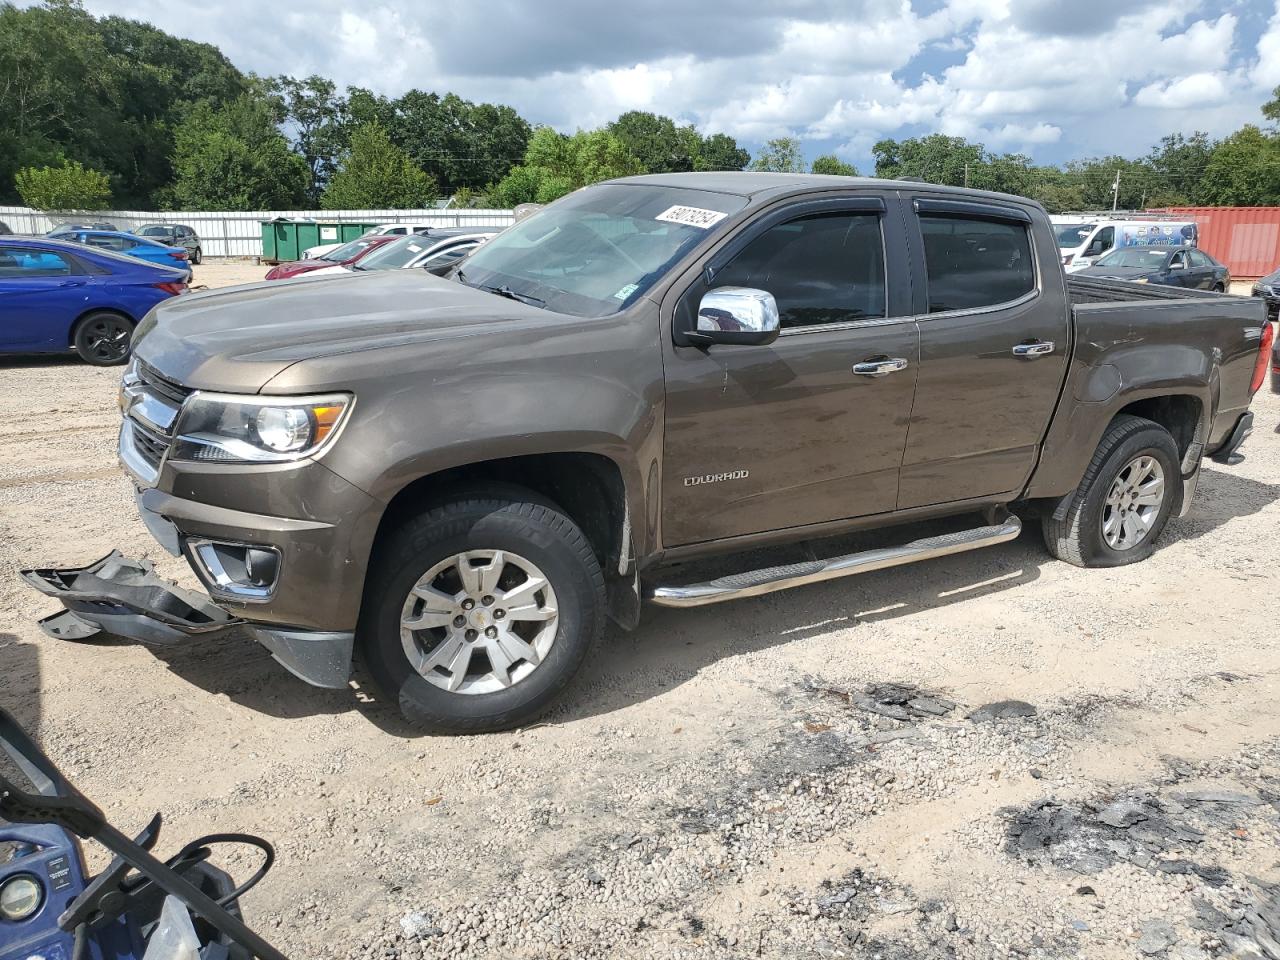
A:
[1076, 245, 1230, 291]
[1252, 267, 1280, 321]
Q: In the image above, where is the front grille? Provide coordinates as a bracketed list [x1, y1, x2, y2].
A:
[131, 421, 170, 469]
[136, 359, 191, 406]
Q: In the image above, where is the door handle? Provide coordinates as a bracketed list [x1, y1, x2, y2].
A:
[852, 357, 909, 377]
[1012, 341, 1055, 358]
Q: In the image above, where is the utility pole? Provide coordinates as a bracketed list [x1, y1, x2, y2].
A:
[964, 162, 969, 188]
[1111, 169, 1121, 212]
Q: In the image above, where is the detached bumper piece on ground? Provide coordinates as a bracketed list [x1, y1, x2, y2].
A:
[21, 551, 353, 690]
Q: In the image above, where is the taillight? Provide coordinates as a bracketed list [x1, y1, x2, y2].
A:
[168, 251, 189, 260]
[152, 281, 187, 296]
[1251, 321, 1275, 394]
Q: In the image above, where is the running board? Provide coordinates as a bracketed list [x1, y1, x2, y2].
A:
[647, 515, 1023, 608]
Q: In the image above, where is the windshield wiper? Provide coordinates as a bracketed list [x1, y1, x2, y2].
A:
[480, 283, 544, 308]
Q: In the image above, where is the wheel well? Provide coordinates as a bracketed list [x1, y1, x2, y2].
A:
[1113, 395, 1202, 463]
[373, 453, 628, 574]
[68, 307, 134, 347]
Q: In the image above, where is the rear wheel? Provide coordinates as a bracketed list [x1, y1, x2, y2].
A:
[1042, 415, 1182, 567]
[358, 492, 605, 732]
[72, 311, 133, 366]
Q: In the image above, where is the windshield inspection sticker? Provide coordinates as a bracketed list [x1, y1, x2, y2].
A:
[656, 205, 728, 229]
[613, 283, 640, 300]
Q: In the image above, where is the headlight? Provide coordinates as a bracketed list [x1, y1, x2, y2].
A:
[0, 874, 43, 922]
[171, 393, 352, 463]
[1133, 278, 1149, 284]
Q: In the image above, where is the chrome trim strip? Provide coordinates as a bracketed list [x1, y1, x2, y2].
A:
[647, 515, 1022, 608]
[186, 538, 281, 603]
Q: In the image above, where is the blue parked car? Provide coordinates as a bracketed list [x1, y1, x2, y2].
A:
[60, 229, 192, 279]
[0, 237, 189, 365]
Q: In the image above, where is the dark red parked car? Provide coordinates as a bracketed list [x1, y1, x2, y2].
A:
[264, 235, 397, 280]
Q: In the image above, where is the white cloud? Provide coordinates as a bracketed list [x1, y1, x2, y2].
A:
[46, 0, 1280, 166]
[1134, 72, 1234, 109]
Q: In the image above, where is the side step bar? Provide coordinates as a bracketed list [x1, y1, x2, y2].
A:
[647, 515, 1023, 608]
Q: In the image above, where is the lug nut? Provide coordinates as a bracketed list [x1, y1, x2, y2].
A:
[485, 627, 498, 639]
[481, 595, 495, 606]
[462, 599, 475, 611]
[494, 609, 506, 620]
[453, 615, 466, 628]
[465, 629, 478, 641]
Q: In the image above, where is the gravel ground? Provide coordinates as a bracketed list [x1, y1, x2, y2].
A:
[1, 269, 1278, 960]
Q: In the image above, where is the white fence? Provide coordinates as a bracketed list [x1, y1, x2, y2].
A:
[0, 206, 516, 259]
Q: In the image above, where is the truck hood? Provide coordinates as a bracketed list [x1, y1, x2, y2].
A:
[132, 270, 545, 392]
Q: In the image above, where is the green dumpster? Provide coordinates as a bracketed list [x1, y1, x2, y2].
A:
[260, 219, 381, 263]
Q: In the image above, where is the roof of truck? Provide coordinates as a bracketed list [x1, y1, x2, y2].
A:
[610, 171, 1039, 206]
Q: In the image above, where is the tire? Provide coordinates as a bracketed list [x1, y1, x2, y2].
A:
[1212, 282, 1225, 293]
[358, 492, 606, 733]
[1042, 415, 1182, 568]
[191, 247, 202, 265]
[72, 311, 134, 366]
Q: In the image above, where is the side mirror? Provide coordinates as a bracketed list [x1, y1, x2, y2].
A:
[1169, 261, 1185, 271]
[686, 287, 781, 347]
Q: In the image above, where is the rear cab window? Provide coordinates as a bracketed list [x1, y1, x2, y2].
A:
[918, 210, 1035, 313]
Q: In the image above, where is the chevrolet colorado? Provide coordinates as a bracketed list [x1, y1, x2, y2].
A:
[26, 173, 1272, 732]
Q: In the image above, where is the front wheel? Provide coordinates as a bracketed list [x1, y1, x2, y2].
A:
[1042, 415, 1182, 567]
[73, 311, 133, 366]
[191, 247, 202, 265]
[358, 493, 606, 733]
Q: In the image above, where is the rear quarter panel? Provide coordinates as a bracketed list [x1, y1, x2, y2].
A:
[1025, 286, 1266, 498]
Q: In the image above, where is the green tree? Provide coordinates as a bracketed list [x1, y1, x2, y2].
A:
[608, 111, 697, 173]
[0, 0, 248, 206]
[14, 159, 110, 209]
[1199, 125, 1280, 206]
[487, 127, 643, 205]
[388, 90, 530, 194]
[750, 137, 805, 173]
[271, 75, 347, 200]
[165, 94, 309, 209]
[1144, 132, 1213, 205]
[1263, 85, 1280, 129]
[695, 132, 750, 171]
[322, 121, 436, 209]
[811, 154, 858, 176]
[872, 134, 985, 185]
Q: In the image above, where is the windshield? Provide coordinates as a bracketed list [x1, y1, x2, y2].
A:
[1055, 223, 1092, 248]
[355, 234, 436, 270]
[319, 238, 372, 262]
[138, 225, 172, 237]
[1095, 247, 1171, 269]
[456, 184, 748, 317]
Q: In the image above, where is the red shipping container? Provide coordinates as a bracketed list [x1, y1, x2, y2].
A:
[1147, 206, 1280, 279]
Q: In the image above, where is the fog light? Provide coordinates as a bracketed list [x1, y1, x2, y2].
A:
[0, 874, 43, 922]
[188, 540, 281, 601]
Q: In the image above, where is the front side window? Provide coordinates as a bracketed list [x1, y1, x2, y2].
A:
[0, 247, 76, 278]
[1096, 247, 1168, 269]
[920, 215, 1035, 313]
[710, 213, 886, 328]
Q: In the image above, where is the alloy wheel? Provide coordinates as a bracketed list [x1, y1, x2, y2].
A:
[1101, 455, 1166, 550]
[399, 550, 559, 695]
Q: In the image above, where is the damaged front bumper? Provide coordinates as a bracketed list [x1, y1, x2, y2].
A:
[21, 551, 354, 690]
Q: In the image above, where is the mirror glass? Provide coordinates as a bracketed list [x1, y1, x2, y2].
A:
[697, 287, 780, 335]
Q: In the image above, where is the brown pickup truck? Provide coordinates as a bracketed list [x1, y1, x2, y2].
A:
[26, 173, 1273, 732]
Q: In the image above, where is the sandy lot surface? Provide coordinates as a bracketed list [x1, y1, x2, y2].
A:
[1, 275, 1278, 959]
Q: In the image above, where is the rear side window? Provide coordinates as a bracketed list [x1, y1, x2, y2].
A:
[0, 247, 77, 277]
[712, 212, 886, 328]
[919, 215, 1034, 313]
[1189, 250, 1212, 268]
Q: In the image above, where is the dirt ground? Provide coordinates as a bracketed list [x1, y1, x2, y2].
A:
[1, 268, 1279, 960]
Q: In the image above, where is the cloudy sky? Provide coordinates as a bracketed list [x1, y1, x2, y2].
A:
[52, 0, 1280, 168]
